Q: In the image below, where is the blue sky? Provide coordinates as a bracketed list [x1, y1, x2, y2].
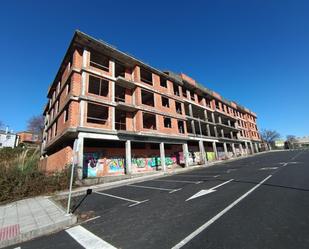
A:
[0, 0, 308, 138]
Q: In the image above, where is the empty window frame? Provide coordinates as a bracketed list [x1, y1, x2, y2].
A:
[161, 96, 169, 108]
[190, 91, 195, 101]
[140, 68, 153, 85]
[115, 62, 126, 78]
[205, 98, 211, 108]
[90, 52, 109, 72]
[182, 86, 187, 98]
[143, 112, 156, 130]
[178, 120, 185, 134]
[175, 101, 182, 114]
[141, 90, 155, 107]
[173, 82, 180, 96]
[115, 109, 126, 130]
[66, 80, 71, 95]
[164, 117, 172, 128]
[87, 103, 109, 125]
[160, 77, 167, 88]
[64, 105, 69, 122]
[115, 85, 126, 102]
[88, 75, 109, 97]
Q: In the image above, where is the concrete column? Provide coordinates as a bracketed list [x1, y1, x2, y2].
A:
[191, 120, 196, 135]
[240, 143, 244, 155]
[111, 81, 115, 102]
[245, 142, 249, 155]
[255, 143, 259, 153]
[204, 110, 208, 121]
[110, 59, 115, 78]
[76, 136, 84, 180]
[125, 140, 132, 174]
[206, 124, 210, 137]
[82, 48, 89, 68]
[228, 120, 231, 126]
[221, 129, 224, 138]
[218, 116, 222, 124]
[199, 140, 207, 165]
[230, 131, 234, 139]
[232, 143, 236, 156]
[211, 112, 215, 123]
[111, 107, 115, 130]
[223, 142, 228, 158]
[214, 126, 218, 137]
[182, 143, 189, 167]
[160, 142, 166, 171]
[212, 141, 218, 160]
[250, 142, 254, 154]
[189, 104, 193, 117]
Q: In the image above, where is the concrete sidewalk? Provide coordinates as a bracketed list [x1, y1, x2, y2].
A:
[0, 196, 76, 248]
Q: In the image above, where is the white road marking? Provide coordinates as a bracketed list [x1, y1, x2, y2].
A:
[172, 175, 272, 248]
[152, 179, 202, 184]
[186, 179, 234, 201]
[176, 174, 219, 178]
[226, 169, 237, 173]
[66, 225, 117, 249]
[94, 191, 148, 207]
[259, 167, 278, 170]
[80, 216, 101, 224]
[14, 247, 21, 249]
[128, 184, 182, 193]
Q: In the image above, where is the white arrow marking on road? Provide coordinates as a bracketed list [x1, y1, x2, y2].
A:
[186, 179, 234, 201]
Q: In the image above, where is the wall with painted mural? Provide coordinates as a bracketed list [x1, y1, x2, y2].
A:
[131, 155, 177, 172]
[83, 152, 125, 178]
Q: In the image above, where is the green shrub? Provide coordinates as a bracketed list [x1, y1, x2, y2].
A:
[0, 147, 71, 204]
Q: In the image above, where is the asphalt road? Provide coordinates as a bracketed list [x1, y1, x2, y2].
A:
[8, 149, 309, 249]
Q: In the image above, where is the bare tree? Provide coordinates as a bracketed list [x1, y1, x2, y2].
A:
[261, 129, 281, 149]
[27, 115, 44, 138]
[286, 135, 297, 149]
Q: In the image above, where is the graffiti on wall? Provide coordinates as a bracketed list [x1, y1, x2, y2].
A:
[83, 152, 125, 177]
[131, 155, 177, 170]
[107, 158, 125, 173]
[83, 152, 104, 178]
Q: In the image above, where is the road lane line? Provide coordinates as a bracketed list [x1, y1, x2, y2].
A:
[211, 179, 234, 190]
[66, 225, 117, 249]
[176, 174, 219, 178]
[152, 179, 202, 184]
[93, 191, 148, 206]
[172, 175, 272, 249]
[128, 184, 182, 193]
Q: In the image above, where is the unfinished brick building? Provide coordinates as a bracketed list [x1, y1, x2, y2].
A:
[41, 31, 262, 179]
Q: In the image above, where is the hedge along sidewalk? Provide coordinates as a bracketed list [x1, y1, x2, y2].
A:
[56, 150, 271, 200]
[0, 196, 77, 248]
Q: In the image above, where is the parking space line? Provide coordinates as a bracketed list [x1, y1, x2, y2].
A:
[128, 184, 182, 193]
[152, 179, 202, 184]
[93, 191, 148, 207]
[175, 174, 219, 178]
[66, 225, 117, 249]
[172, 175, 272, 249]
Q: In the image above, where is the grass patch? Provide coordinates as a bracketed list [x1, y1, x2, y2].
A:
[0, 147, 71, 204]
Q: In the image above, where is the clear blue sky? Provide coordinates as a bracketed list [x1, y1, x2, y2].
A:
[1, 0, 308, 138]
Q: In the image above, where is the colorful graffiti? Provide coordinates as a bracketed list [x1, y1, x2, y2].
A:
[83, 153, 125, 177]
[83, 152, 104, 178]
[206, 152, 216, 161]
[131, 155, 177, 171]
[107, 158, 125, 173]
